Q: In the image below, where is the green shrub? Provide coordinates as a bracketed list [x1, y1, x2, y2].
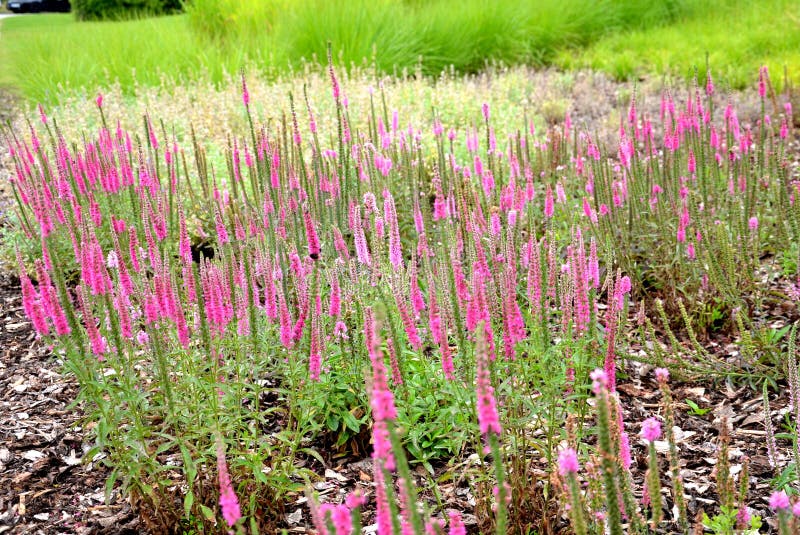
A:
[72, 0, 182, 20]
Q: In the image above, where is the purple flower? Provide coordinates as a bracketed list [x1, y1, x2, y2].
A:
[544, 185, 554, 218]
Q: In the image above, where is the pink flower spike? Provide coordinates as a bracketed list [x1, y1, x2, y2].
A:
[345, 490, 366, 509]
[448, 510, 466, 535]
[557, 448, 580, 476]
[655, 367, 669, 383]
[303, 210, 321, 260]
[737, 506, 751, 525]
[216, 441, 242, 527]
[544, 185, 554, 218]
[136, 330, 149, 345]
[590, 368, 608, 394]
[748, 216, 759, 231]
[769, 490, 790, 511]
[241, 71, 250, 108]
[475, 323, 502, 437]
[706, 71, 714, 96]
[640, 417, 662, 443]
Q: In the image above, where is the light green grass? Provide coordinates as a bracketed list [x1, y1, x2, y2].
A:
[559, 0, 800, 89]
[0, 0, 797, 103]
[0, 13, 259, 102]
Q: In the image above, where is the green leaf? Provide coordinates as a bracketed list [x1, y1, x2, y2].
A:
[437, 471, 453, 483]
[685, 399, 711, 415]
[253, 464, 269, 484]
[184, 491, 195, 516]
[422, 461, 434, 475]
[180, 444, 197, 484]
[326, 414, 340, 432]
[200, 504, 215, 521]
[104, 468, 120, 504]
[342, 410, 362, 433]
[300, 447, 326, 467]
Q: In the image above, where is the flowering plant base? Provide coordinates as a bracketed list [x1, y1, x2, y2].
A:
[2, 64, 800, 533]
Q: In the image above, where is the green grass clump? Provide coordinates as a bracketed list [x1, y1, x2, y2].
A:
[186, 0, 695, 74]
[560, 0, 800, 88]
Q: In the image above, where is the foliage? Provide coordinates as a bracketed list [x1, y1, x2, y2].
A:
[72, 0, 182, 20]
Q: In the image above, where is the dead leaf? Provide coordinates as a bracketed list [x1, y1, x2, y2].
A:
[286, 508, 303, 525]
[324, 468, 348, 483]
[21, 450, 44, 462]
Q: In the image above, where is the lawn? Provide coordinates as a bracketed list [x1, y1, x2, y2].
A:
[560, 0, 800, 89]
[0, 13, 251, 102]
[1, 0, 798, 104]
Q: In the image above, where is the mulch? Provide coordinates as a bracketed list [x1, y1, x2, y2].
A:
[0, 273, 141, 534]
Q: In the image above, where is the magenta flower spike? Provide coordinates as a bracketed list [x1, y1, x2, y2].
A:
[214, 205, 230, 245]
[557, 448, 580, 476]
[76, 286, 106, 359]
[303, 210, 321, 260]
[409, 262, 426, 316]
[447, 511, 466, 535]
[384, 189, 403, 269]
[241, 71, 250, 109]
[769, 490, 790, 511]
[19, 261, 49, 336]
[216, 441, 242, 527]
[475, 322, 502, 437]
[278, 289, 294, 349]
[364, 307, 397, 471]
[544, 185, 554, 218]
[373, 461, 393, 534]
[34, 259, 69, 336]
[640, 417, 662, 443]
[353, 206, 371, 266]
